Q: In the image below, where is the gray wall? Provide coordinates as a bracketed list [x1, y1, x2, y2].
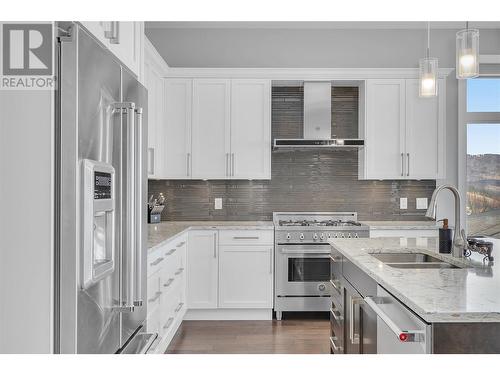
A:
[147, 26, 500, 224]
[149, 86, 436, 221]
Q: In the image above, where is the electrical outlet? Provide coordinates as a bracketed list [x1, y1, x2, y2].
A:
[416, 198, 428, 210]
[400, 197, 408, 210]
[215, 198, 223, 210]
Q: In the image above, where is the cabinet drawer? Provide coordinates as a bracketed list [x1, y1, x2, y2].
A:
[147, 273, 161, 313]
[146, 305, 160, 335]
[148, 247, 166, 277]
[219, 229, 273, 245]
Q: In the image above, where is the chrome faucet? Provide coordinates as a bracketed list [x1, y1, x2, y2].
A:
[425, 185, 467, 258]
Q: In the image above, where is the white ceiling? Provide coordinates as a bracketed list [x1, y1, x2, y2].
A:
[145, 22, 500, 68]
[146, 21, 500, 30]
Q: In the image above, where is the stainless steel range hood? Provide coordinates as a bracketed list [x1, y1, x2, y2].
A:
[273, 81, 364, 149]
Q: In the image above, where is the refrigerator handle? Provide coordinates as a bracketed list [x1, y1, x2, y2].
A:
[112, 102, 136, 312]
[133, 107, 144, 307]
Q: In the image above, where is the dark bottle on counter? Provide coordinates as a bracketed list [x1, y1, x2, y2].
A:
[439, 218, 452, 254]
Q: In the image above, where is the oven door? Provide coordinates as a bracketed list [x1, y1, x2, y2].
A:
[276, 244, 332, 297]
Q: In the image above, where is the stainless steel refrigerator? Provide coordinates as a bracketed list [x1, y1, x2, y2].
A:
[55, 22, 154, 354]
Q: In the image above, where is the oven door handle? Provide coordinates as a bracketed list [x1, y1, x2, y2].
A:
[280, 249, 332, 255]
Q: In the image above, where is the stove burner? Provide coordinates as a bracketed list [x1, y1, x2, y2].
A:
[278, 219, 362, 227]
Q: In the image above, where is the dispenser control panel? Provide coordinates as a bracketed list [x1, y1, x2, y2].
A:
[81, 159, 116, 289]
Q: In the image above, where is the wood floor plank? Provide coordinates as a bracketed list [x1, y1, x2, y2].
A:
[166, 318, 330, 354]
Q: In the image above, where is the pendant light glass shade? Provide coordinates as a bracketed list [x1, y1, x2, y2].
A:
[456, 27, 479, 79]
[419, 22, 438, 97]
[419, 57, 438, 97]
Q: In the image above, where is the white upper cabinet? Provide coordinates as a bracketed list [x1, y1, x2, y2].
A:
[230, 80, 271, 179]
[164, 79, 193, 179]
[405, 79, 446, 179]
[191, 79, 231, 179]
[360, 78, 446, 180]
[79, 22, 143, 78]
[362, 80, 406, 179]
[144, 38, 168, 178]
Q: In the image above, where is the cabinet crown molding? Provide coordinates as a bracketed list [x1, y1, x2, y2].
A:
[165, 68, 454, 80]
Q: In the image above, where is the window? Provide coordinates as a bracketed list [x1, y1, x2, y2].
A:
[463, 77, 500, 238]
[467, 79, 500, 112]
[466, 124, 500, 237]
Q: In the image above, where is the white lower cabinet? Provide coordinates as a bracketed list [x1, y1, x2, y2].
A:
[218, 245, 273, 308]
[186, 230, 219, 309]
[146, 233, 187, 353]
[186, 228, 274, 320]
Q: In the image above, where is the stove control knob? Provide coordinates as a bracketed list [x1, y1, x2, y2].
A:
[318, 284, 326, 292]
[286, 233, 291, 240]
[299, 233, 305, 240]
[313, 233, 318, 241]
[347, 233, 352, 238]
[320, 233, 325, 241]
[354, 233, 359, 239]
[327, 233, 332, 238]
[340, 233, 345, 238]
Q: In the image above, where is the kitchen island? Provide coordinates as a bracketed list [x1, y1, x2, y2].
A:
[328, 236, 500, 353]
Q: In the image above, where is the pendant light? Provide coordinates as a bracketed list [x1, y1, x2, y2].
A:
[456, 22, 480, 79]
[419, 22, 438, 97]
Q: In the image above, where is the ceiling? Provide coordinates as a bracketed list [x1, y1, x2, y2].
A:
[146, 21, 500, 30]
[145, 22, 500, 68]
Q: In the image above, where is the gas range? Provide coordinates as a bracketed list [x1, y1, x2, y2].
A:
[273, 212, 369, 244]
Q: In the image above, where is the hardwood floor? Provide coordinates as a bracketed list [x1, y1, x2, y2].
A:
[166, 313, 330, 354]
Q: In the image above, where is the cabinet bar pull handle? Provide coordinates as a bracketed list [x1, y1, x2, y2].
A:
[174, 302, 184, 313]
[175, 267, 184, 276]
[176, 241, 186, 248]
[330, 336, 342, 352]
[186, 153, 191, 177]
[213, 233, 217, 258]
[225, 153, 229, 176]
[330, 279, 341, 293]
[148, 291, 162, 303]
[407, 153, 410, 177]
[233, 236, 259, 240]
[163, 278, 174, 288]
[269, 249, 273, 274]
[231, 153, 235, 176]
[150, 257, 164, 266]
[401, 153, 404, 176]
[165, 248, 176, 256]
[163, 317, 174, 330]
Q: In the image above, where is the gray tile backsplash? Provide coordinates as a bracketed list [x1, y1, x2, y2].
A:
[149, 86, 436, 221]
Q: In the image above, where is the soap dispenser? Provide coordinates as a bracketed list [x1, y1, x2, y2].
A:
[438, 218, 452, 254]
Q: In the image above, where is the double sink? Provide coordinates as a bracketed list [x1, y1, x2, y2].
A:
[370, 252, 464, 269]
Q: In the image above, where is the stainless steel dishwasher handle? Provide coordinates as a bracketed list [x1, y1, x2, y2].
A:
[364, 296, 425, 342]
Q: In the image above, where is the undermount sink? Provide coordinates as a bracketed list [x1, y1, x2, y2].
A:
[369, 252, 464, 269]
[387, 262, 460, 269]
[370, 252, 444, 264]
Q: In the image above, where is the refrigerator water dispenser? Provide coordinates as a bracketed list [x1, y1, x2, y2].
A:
[81, 159, 116, 288]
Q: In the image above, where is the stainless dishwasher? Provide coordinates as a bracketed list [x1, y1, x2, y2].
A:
[364, 286, 432, 354]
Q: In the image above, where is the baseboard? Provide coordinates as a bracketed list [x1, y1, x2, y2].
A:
[184, 308, 273, 321]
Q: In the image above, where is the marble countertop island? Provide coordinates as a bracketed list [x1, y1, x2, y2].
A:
[148, 221, 274, 250]
[328, 236, 500, 323]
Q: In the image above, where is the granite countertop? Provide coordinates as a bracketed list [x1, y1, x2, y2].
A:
[328, 236, 500, 323]
[360, 221, 439, 230]
[148, 221, 274, 250]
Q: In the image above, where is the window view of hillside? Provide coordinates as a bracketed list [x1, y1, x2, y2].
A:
[466, 124, 500, 238]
